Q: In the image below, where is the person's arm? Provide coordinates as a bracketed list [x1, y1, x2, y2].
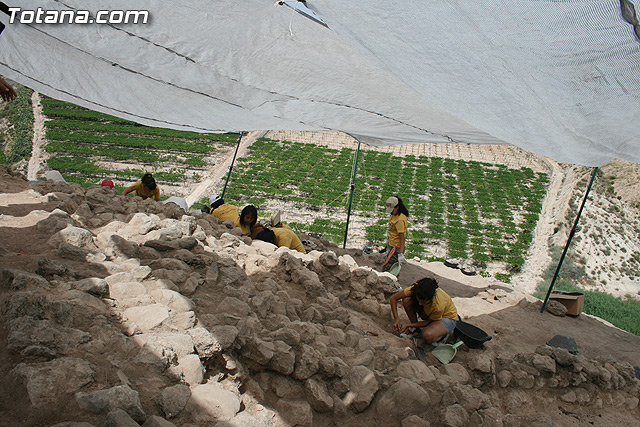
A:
[250, 225, 264, 239]
[0, 79, 17, 102]
[390, 290, 405, 331]
[122, 186, 135, 196]
[397, 232, 405, 254]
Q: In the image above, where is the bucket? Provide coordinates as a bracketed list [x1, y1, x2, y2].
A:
[431, 341, 464, 364]
[388, 262, 401, 276]
[454, 320, 492, 348]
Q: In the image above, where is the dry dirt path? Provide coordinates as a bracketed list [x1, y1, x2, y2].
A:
[184, 130, 267, 208]
[27, 91, 46, 181]
[512, 158, 565, 294]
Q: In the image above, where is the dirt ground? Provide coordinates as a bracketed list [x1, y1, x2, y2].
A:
[343, 249, 640, 368]
[1, 164, 640, 426]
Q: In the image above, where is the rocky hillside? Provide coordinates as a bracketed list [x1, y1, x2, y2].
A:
[547, 161, 640, 297]
[0, 166, 639, 427]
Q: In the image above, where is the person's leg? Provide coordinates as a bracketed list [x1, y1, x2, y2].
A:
[401, 298, 418, 323]
[382, 247, 398, 272]
[421, 321, 448, 343]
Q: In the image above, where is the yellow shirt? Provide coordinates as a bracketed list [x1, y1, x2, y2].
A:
[233, 218, 252, 236]
[276, 223, 292, 230]
[388, 213, 408, 247]
[130, 181, 160, 200]
[403, 287, 457, 321]
[212, 204, 239, 222]
[273, 227, 306, 253]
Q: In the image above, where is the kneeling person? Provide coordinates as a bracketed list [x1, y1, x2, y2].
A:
[204, 194, 239, 223]
[254, 227, 306, 254]
[390, 277, 457, 345]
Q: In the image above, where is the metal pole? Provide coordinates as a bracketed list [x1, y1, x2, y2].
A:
[221, 131, 244, 199]
[343, 139, 361, 249]
[541, 167, 598, 313]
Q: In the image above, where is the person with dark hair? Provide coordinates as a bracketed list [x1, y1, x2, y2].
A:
[254, 226, 306, 253]
[202, 194, 240, 222]
[122, 173, 160, 201]
[234, 204, 258, 236]
[389, 277, 458, 345]
[383, 195, 409, 270]
[254, 228, 275, 244]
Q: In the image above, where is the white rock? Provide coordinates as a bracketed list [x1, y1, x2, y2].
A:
[339, 254, 357, 267]
[109, 282, 147, 301]
[185, 382, 240, 423]
[123, 304, 173, 333]
[151, 289, 194, 313]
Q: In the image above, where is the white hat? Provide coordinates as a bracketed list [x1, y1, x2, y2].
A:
[271, 210, 281, 227]
[209, 194, 222, 205]
[385, 196, 399, 214]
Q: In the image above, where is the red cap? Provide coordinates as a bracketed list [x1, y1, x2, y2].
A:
[101, 179, 114, 189]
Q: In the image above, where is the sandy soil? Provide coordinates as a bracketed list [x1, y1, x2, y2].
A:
[26, 92, 46, 181]
[183, 130, 267, 208]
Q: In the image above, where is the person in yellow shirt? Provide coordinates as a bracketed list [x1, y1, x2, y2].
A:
[254, 227, 306, 254]
[389, 277, 458, 345]
[122, 173, 160, 201]
[382, 195, 408, 272]
[234, 205, 258, 236]
[205, 194, 239, 223]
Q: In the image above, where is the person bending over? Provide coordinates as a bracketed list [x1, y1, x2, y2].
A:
[390, 277, 457, 345]
[254, 227, 306, 254]
[123, 173, 160, 201]
[202, 194, 240, 223]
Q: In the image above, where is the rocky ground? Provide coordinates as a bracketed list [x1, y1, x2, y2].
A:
[17, 91, 640, 297]
[0, 165, 639, 427]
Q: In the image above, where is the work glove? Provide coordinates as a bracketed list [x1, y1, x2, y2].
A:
[398, 253, 406, 264]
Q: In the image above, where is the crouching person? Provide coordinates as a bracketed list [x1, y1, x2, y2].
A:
[254, 227, 306, 254]
[390, 277, 457, 346]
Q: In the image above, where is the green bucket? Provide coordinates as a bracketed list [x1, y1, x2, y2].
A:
[388, 262, 401, 277]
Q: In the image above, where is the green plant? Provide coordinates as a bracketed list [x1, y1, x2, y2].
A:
[0, 87, 34, 162]
[535, 280, 640, 336]
[494, 273, 512, 283]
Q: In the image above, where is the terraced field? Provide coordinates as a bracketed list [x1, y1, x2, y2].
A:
[226, 137, 549, 280]
[40, 97, 240, 195]
[34, 97, 551, 281]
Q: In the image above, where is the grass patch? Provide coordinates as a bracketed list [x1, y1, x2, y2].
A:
[0, 87, 34, 162]
[536, 279, 640, 336]
[535, 247, 640, 336]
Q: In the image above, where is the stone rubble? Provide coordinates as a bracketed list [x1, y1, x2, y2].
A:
[0, 178, 638, 426]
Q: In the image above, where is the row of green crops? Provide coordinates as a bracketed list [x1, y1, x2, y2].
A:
[0, 87, 34, 163]
[225, 138, 549, 277]
[40, 97, 240, 186]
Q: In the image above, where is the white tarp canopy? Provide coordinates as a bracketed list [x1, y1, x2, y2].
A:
[1, 0, 639, 166]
